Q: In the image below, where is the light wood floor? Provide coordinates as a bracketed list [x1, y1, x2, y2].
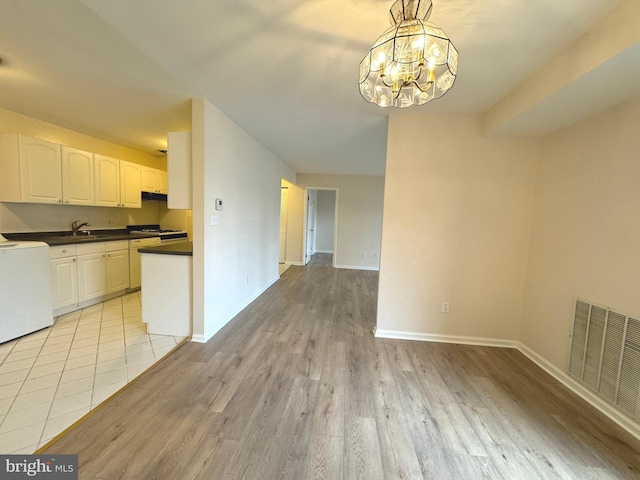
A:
[43, 253, 640, 479]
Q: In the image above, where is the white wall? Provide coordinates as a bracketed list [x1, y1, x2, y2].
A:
[292, 174, 385, 270]
[377, 114, 539, 341]
[315, 190, 335, 253]
[521, 95, 640, 370]
[191, 98, 295, 342]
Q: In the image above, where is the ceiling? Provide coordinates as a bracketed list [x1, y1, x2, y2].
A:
[0, 0, 635, 176]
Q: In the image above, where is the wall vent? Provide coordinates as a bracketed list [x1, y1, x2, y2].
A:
[569, 299, 640, 421]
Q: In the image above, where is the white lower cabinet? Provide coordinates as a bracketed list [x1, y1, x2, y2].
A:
[106, 246, 130, 293]
[78, 248, 106, 303]
[50, 246, 79, 310]
[50, 241, 130, 314]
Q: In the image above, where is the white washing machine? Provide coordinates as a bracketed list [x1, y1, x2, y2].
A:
[0, 235, 53, 343]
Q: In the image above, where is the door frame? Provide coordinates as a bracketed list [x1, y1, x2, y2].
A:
[303, 186, 339, 268]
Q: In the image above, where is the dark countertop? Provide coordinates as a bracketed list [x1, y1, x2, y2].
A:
[139, 241, 193, 256]
[2, 229, 158, 246]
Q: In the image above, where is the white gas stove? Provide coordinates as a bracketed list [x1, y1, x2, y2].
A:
[127, 224, 188, 242]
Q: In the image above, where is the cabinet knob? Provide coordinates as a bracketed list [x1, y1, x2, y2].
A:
[62, 249, 67, 253]
[65, 200, 69, 204]
[73, 258, 77, 262]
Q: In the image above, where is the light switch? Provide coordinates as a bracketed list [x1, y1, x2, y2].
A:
[211, 214, 218, 226]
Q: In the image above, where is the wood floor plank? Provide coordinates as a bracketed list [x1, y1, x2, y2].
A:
[345, 335, 376, 419]
[394, 370, 464, 479]
[345, 416, 384, 480]
[371, 379, 424, 480]
[206, 342, 282, 441]
[384, 340, 415, 373]
[257, 375, 319, 480]
[467, 375, 588, 479]
[220, 351, 301, 479]
[190, 437, 239, 480]
[311, 341, 346, 437]
[458, 404, 544, 479]
[41, 253, 640, 480]
[304, 434, 344, 480]
[299, 311, 329, 381]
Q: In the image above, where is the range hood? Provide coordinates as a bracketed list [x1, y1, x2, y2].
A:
[141, 191, 168, 202]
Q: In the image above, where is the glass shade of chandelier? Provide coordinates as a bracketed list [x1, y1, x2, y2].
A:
[359, 0, 458, 108]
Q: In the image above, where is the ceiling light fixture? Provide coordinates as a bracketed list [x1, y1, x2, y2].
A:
[359, 0, 458, 108]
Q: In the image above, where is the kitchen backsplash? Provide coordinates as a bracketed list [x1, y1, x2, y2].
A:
[0, 201, 161, 233]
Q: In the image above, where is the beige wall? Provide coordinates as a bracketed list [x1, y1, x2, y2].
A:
[292, 174, 385, 270]
[520, 95, 640, 369]
[377, 113, 539, 340]
[191, 98, 295, 342]
[281, 178, 304, 265]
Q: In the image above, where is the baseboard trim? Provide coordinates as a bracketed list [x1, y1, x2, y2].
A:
[373, 328, 518, 348]
[199, 275, 281, 343]
[335, 264, 380, 271]
[53, 290, 130, 318]
[191, 334, 206, 343]
[315, 250, 333, 254]
[372, 327, 640, 442]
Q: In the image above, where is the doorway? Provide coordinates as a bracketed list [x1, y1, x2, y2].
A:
[304, 187, 338, 267]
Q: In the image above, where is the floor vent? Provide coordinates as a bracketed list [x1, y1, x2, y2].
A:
[569, 299, 640, 421]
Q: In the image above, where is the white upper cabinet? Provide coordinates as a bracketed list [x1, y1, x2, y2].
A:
[0, 134, 64, 204]
[157, 170, 168, 194]
[61, 146, 94, 205]
[94, 154, 121, 207]
[19, 136, 63, 204]
[141, 166, 168, 194]
[120, 160, 141, 208]
[140, 166, 157, 193]
[0, 133, 143, 208]
[95, 156, 141, 208]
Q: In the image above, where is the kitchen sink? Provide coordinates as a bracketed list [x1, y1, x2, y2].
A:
[63, 234, 98, 239]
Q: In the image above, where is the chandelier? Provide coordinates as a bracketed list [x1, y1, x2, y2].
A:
[359, 0, 458, 108]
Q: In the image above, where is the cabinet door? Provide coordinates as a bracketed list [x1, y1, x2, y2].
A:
[106, 249, 130, 293]
[18, 136, 62, 204]
[157, 170, 168, 194]
[50, 257, 79, 310]
[120, 161, 141, 208]
[140, 166, 157, 193]
[78, 253, 105, 302]
[94, 154, 120, 207]
[62, 147, 94, 205]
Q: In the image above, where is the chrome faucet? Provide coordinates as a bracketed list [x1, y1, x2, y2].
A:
[71, 220, 91, 236]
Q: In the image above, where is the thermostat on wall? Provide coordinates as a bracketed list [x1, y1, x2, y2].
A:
[215, 198, 224, 210]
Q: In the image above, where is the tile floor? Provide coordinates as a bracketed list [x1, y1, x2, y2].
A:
[0, 292, 187, 454]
